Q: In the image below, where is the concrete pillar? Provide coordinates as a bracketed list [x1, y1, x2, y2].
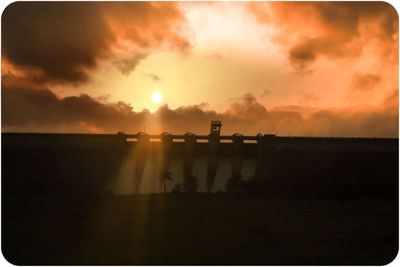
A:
[159, 132, 173, 192]
[255, 133, 265, 179]
[255, 134, 276, 180]
[134, 132, 149, 194]
[231, 133, 244, 178]
[116, 132, 127, 146]
[226, 133, 244, 192]
[207, 133, 220, 192]
[183, 133, 197, 192]
[263, 134, 275, 181]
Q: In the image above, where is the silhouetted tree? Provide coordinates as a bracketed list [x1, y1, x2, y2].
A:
[182, 163, 198, 192]
[158, 170, 173, 193]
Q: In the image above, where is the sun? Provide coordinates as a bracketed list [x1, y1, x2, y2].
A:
[151, 92, 162, 103]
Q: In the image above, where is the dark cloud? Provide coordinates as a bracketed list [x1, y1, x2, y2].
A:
[113, 52, 148, 76]
[1, 72, 43, 90]
[2, 85, 146, 133]
[2, 2, 189, 84]
[2, 2, 114, 84]
[2, 87, 397, 138]
[289, 39, 318, 70]
[288, 36, 349, 71]
[227, 94, 268, 121]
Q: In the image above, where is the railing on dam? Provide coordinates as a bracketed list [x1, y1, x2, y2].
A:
[122, 132, 396, 152]
[124, 133, 274, 141]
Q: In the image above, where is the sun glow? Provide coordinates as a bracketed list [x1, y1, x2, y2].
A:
[151, 92, 162, 103]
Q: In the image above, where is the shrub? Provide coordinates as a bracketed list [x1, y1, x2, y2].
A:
[183, 175, 198, 193]
[171, 183, 182, 193]
[226, 175, 247, 193]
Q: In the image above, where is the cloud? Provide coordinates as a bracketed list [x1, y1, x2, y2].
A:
[2, 2, 190, 84]
[260, 89, 271, 99]
[288, 36, 352, 72]
[288, 39, 318, 70]
[382, 88, 399, 109]
[113, 52, 148, 76]
[2, 2, 113, 84]
[143, 73, 162, 82]
[2, 86, 397, 138]
[103, 2, 190, 51]
[298, 92, 319, 105]
[348, 73, 381, 96]
[250, 2, 399, 72]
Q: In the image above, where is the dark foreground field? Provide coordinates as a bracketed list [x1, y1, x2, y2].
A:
[2, 193, 398, 265]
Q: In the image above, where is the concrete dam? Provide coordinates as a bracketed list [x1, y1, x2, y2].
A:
[2, 124, 398, 197]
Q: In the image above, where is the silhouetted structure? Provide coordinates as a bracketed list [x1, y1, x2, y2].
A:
[207, 121, 221, 192]
[2, 128, 397, 197]
[159, 132, 173, 192]
[226, 133, 245, 192]
[134, 132, 149, 194]
[210, 120, 222, 135]
[183, 132, 198, 192]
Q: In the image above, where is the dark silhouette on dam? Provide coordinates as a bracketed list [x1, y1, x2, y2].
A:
[159, 132, 173, 192]
[207, 121, 221, 192]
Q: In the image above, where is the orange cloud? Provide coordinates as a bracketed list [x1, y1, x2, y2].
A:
[103, 2, 190, 51]
[1, 2, 398, 138]
[348, 73, 382, 97]
[250, 2, 399, 72]
[2, 86, 397, 138]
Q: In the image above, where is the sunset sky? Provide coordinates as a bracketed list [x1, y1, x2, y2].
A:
[2, 1, 399, 137]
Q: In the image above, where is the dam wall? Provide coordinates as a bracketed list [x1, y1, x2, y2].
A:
[2, 133, 398, 198]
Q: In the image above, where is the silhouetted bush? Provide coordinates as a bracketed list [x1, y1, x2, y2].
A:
[171, 183, 182, 193]
[226, 175, 247, 193]
[183, 175, 198, 193]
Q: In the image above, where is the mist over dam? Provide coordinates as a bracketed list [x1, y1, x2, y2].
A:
[112, 143, 258, 194]
[2, 132, 398, 198]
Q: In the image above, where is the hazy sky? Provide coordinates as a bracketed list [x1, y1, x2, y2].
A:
[2, 1, 399, 137]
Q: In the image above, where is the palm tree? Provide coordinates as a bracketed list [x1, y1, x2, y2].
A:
[158, 171, 173, 193]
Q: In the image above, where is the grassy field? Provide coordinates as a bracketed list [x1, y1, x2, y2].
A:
[2, 193, 397, 265]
